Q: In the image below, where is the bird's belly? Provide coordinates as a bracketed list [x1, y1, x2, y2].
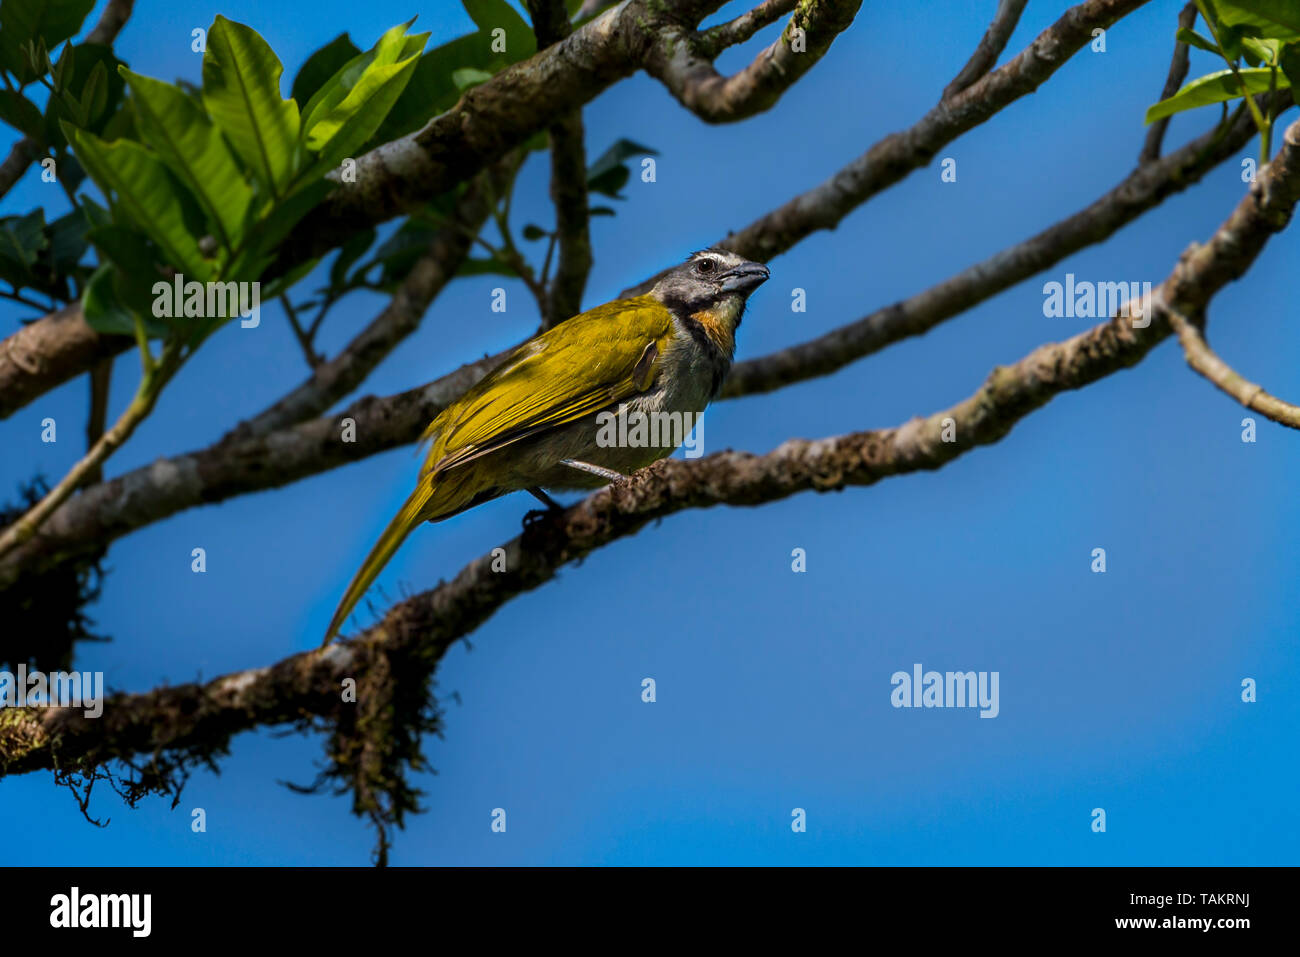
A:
[507, 382, 711, 491]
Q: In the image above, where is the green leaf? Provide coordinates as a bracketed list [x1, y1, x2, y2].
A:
[121, 67, 254, 256]
[329, 227, 375, 289]
[81, 262, 170, 337]
[1280, 41, 1300, 105]
[368, 34, 481, 146]
[44, 206, 87, 270]
[291, 33, 361, 107]
[1210, 0, 1300, 35]
[451, 66, 493, 91]
[79, 194, 109, 227]
[1144, 67, 1290, 123]
[589, 205, 616, 216]
[50, 34, 71, 86]
[20, 36, 49, 81]
[0, 209, 48, 290]
[78, 58, 106, 118]
[86, 222, 162, 299]
[81, 262, 136, 334]
[23, 206, 89, 300]
[1241, 35, 1281, 64]
[0, 207, 88, 300]
[586, 138, 657, 197]
[300, 23, 427, 170]
[300, 22, 409, 128]
[300, 23, 424, 145]
[0, 90, 42, 136]
[373, 217, 435, 255]
[369, 218, 440, 284]
[0, 0, 95, 83]
[259, 256, 318, 300]
[462, 0, 536, 62]
[1176, 26, 1220, 55]
[456, 255, 513, 277]
[64, 124, 212, 279]
[201, 15, 301, 199]
[588, 164, 629, 198]
[521, 223, 547, 240]
[99, 95, 136, 141]
[55, 149, 85, 192]
[43, 43, 126, 147]
[238, 177, 335, 276]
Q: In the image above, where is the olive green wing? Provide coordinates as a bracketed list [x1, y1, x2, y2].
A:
[423, 297, 673, 475]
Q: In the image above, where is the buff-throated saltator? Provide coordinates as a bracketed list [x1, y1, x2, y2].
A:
[323, 249, 769, 643]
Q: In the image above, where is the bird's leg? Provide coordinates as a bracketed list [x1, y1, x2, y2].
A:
[528, 487, 564, 511]
[560, 459, 628, 484]
[523, 487, 565, 532]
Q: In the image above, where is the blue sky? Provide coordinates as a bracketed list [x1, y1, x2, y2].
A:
[2, 0, 1297, 865]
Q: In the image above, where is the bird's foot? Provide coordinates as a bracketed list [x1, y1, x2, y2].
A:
[523, 487, 565, 535]
[522, 506, 558, 530]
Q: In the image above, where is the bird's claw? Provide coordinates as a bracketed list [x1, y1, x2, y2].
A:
[522, 507, 555, 531]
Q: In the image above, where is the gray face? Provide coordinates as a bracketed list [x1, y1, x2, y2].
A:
[649, 249, 770, 315]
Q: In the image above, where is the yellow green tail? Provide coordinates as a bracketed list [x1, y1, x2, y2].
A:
[322, 481, 434, 644]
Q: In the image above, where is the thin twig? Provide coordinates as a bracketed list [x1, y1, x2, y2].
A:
[84, 357, 113, 486]
[942, 0, 1030, 100]
[529, 1, 594, 328]
[0, 107, 1280, 586]
[1140, 3, 1197, 163]
[7, 114, 1300, 774]
[696, 0, 798, 58]
[1167, 306, 1300, 429]
[281, 295, 322, 368]
[0, 288, 54, 311]
[0, 341, 184, 558]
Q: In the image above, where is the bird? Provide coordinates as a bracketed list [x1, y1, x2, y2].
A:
[322, 248, 770, 644]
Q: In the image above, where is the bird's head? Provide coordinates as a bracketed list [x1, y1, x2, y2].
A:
[649, 249, 770, 339]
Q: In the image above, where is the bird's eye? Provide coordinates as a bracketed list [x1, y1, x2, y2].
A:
[696, 258, 716, 275]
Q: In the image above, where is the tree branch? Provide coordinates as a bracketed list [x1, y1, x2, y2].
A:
[1167, 306, 1300, 429]
[0, 98, 1273, 590]
[0, 350, 510, 590]
[695, 0, 798, 57]
[0, 137, 42, 202]
[0, 341, 183, 558]
[85, 0, 135, 45]
[84, 357, 112, 486]
[0, 0, 135, 200]
[542, 110, 592, 326]
[218, 158, 513, 445]
[722, 98, 1282, 397]
[623, 0, 1154, 293]
[0, 301, 125, 419]
[527, 0, 594, 328]
[1, 0, 1150, 423]
[1139, 2, 1197, 164]
[0, 0, 783, 420]
[267, 0, 712, 274]
[645, 0, 862, 123]
[942, 0, 1030, 100]
[7, 116, 1299, 777]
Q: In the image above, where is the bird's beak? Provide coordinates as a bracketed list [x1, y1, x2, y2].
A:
[719, 261, 770, 294]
